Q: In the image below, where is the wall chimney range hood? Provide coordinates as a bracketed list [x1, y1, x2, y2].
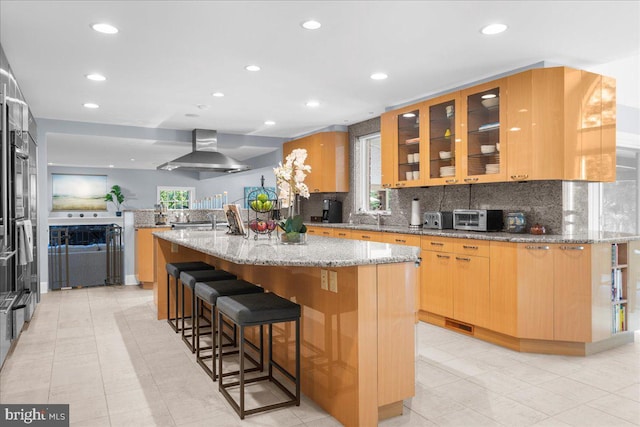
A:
[157, 129, 250, 173]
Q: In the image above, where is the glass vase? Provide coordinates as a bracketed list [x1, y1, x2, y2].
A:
[279, 232, 307, 245]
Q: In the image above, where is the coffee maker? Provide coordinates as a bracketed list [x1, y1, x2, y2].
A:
[322, 199, 342, 223]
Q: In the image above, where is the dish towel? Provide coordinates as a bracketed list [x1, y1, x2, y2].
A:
[17, 219, 34, 265]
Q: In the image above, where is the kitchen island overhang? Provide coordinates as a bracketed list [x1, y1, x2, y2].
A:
[152, 230, 420, 427]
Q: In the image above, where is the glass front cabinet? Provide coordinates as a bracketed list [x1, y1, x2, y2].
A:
[380, 103, 426, 188]
[424, 93, 461, 185]
[460, 79, 507, 184]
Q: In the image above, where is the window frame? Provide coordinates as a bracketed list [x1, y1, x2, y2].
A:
[355, 132, 391, 214]
[157, 186, 195, 209]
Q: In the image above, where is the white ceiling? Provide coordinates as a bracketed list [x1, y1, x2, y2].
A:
[1, 1, 639, 169]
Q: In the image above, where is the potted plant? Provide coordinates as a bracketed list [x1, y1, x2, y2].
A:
[274, 148, 311, 244]
[105, 184, 125, 216]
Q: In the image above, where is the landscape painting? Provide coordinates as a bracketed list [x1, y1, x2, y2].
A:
[52, 174, 108, 211]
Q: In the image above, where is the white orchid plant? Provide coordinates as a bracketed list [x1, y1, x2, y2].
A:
[273, 148, 311, 234]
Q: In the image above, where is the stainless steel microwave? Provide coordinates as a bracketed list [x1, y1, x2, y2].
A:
[453, 209, 503, 231]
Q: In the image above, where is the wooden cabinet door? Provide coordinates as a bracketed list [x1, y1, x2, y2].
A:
[135, 228, 155, 284]
[553, 244, 592, 342]
[304, 225, 321, 235]
[352, 231, 384, 242]
[489, 242, 518, 336]
[517, 243, 554, 339]
[316, 227, 335, 238]
[506, 70, 533, 181]
[283, 132, 348, 193]
[421, 250, 453, 317]
[452, 254, 490, 326]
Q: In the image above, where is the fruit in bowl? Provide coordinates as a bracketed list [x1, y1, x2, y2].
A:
[257, 193, 268, 203]
[257, 221, 267, 232]
[266, 220, 277, 231]
[249, 220, 259, 231]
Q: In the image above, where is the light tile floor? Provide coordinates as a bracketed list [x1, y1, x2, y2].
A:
[1, 286, 638, 426]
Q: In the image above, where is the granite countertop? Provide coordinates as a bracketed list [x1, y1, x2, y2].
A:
[153, 229, 420, 268]
[307, 223, 640, 244]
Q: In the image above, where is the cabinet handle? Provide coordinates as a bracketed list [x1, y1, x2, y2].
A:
[395, 239, 406, 243]
[525, 245, 550, 250]
[519, 174, 529, 180]
[313, 189, 320, 192]
[462, 245, 478, 250]
[436, 254, 450, 259]
[510, 175, 519, 180]
[455, 257, 471, 261]
[362, 236, 370, 239]
[430, 242, 444, 246]
[464, 177, 479, 183]
[560, 245, 584, 251]
[445, 179, 457, 184]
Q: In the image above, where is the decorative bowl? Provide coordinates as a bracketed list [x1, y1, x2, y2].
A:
[481, 98, 499, 109]
[439, 151, 452, 159]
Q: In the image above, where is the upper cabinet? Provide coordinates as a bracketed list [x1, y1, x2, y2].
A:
[506, 67, 615, 182]
[381, 66, 616, 187]
[380, 103, 425, 188]
[460, 80, 507, 184]
[283, 131, 349, 193]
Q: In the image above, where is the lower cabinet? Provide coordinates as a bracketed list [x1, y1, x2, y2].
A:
[135, 228, 155, 285]
[421, 250, 453, 317]
[516, 243, 554, 340]
[453, 253, 490, 328]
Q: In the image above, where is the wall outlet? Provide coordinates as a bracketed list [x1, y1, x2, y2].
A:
[320, 269, 328, 290]
[329, 270, 338, 293]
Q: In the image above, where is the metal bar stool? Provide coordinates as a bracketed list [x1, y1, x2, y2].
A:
[165, 262, 215, 333]
[217, 292, 301, 419]
[180, 269, 237, 352]
[194, 279, 264, 380]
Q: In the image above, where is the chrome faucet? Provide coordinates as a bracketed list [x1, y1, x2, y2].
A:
[207, 212, 228, 230]
[371, 212, 383, 227]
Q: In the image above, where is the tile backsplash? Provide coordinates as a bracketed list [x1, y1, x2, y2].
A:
[301, 181, 563, 233]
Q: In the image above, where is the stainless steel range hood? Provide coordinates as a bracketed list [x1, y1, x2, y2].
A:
[157, 129, 250, 173]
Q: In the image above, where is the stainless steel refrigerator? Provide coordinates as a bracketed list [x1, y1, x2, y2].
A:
[0, 43, 38, 369]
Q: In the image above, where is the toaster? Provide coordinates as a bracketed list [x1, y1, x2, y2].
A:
[423, 211, 453, 230]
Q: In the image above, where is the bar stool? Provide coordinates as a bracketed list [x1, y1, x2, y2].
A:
[180, 269, 237, 352]
[194, 279, 264, 380]
[217, 292, 301, 419]
[165, 262, 215, 333]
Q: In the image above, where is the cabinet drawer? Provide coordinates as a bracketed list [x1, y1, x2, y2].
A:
[305, 226, 320, 235]
[384, 233, 420, 247]
[334, 229, 352, 239]
[316, 228, 335, 237]
[353, 231, 384, 242]
[453, 239, 490, 257]
[421, 236, 453, 252]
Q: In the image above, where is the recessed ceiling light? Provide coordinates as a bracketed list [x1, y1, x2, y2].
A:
[305, 100, 320, 108]
[47, 162, 53, 166]
[301, 20, 321, 30]
[83, 103, 99, 109]
[91, 23, 118, 34]
[264, 120, 276, 126]
[130, 158, 135, 161]
[481, 93, 497, 99]
[197, 104, 210, 110]
[402, 113, 416, 118]
[108, 164, 114, 168]
[86, 73, 106, 81]
[370, 72, 388, 80]
[211, 92, 225, 97]
[481, 23, 507, 35]
[245, 65, 261, 72]
[185, 113, 199, 117]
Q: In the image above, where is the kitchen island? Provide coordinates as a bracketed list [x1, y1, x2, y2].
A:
[152, 229, 420, 427]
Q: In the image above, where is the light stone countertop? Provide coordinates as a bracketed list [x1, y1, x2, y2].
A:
[308, 223, 640, 244]
[153, 229, 420, 268]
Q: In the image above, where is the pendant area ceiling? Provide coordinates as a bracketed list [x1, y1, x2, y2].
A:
[1, 1, 638, 169]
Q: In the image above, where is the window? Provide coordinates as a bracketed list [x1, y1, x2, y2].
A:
[157, 186, 195, 209]
[355, 133, 390, 213]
